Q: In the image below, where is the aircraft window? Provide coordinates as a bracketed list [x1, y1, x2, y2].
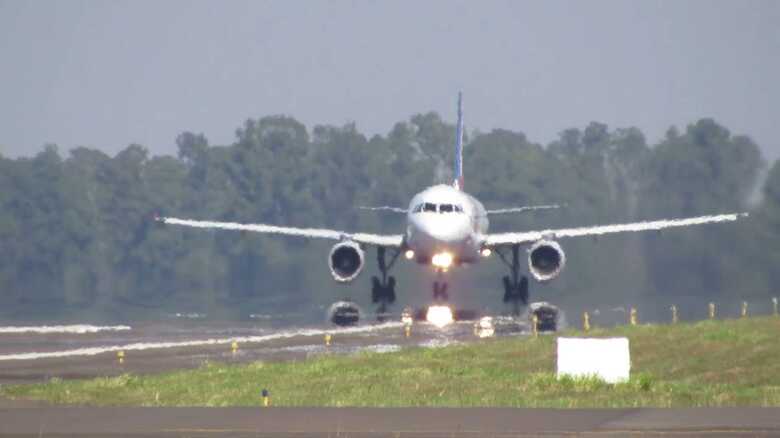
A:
[423, 203, 437, 212]
[454, 205, 463, 213]
[413, 204, 423, 213]
[439, 204, 454, 213]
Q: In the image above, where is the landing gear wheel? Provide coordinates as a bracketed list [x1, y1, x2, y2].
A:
[502, 276, 512, 303]
[518, 276, 529, 305]
[497, 245, 531, 316]
[371, 248, 401, 321]
[387, 276, 396, 304]
[371, 276, 382, 304]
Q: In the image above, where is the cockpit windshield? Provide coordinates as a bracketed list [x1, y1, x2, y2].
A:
[413, 203, 464, 214]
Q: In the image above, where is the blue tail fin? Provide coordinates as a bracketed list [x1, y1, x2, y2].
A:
[453, 92, 464, 190]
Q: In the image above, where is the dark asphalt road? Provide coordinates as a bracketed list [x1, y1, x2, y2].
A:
[1, 406, 779, 437]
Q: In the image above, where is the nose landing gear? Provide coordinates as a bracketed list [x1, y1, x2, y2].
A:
[433, 271, 449, 302]
[495, 244, 529, 316]
[371, 247, 400, 320]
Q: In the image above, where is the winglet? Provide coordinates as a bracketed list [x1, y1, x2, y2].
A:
[453, 92, 464, 190]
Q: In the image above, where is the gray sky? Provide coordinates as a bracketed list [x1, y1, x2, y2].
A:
[1, 0, 778, 160]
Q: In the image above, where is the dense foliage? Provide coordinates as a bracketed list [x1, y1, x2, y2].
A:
[0, 113, 775, 321]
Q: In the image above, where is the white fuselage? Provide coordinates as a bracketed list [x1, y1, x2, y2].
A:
[405, 184, 489, 267]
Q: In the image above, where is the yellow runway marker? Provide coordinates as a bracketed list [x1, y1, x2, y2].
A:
[261, 389, 270, 407]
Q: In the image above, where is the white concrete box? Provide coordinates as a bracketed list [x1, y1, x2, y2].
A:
[556, 337, 630, 384]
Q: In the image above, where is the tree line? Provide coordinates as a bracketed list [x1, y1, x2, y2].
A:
[0, 113, 777, 322]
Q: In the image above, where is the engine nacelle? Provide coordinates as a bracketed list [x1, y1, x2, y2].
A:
[528, 240, 566, 282]
[328, 241, 365, 282]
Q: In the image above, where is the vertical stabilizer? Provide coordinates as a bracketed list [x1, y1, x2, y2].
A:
[453, 92, 464, 190]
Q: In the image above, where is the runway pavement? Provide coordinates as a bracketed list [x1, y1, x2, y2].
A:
[1, 406, 779, 437]
[0, 318, 525, 385]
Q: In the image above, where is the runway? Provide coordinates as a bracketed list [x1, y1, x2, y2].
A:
[0, 316, 528, 385]
[1, 406, 779, 436]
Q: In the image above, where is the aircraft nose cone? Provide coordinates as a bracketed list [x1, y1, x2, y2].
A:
[418, 216, 471, 243]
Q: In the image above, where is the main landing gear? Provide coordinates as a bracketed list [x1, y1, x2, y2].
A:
[495, 244, 529, 316]
[371, 247, 399, 320]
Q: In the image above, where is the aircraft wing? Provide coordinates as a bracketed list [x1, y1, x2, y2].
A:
[357, 206, 408, 213]
[483, 212, 748, 247]
[157, 216, 404, 247]
[484, 204, 562, 215]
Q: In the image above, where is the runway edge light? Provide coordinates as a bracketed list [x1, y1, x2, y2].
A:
[261, 389, 270, 407]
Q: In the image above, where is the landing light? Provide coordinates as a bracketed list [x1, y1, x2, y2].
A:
[480, 248, 492, 257]
[404, 250, 415, 260]
[431, 252, 454, 269]
[426, 305, 454, 328]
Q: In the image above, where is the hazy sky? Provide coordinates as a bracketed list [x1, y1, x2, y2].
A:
[1, 1, 778, 160]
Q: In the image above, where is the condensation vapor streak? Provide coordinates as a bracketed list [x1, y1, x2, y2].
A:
[485, 213, 748, 246]
[0, 323, 403, 361]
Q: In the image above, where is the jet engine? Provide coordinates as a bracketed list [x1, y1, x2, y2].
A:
[528, 240, 566, 282]
[328, 241, 365, 282]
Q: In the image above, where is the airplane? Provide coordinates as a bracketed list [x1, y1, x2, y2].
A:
[156, 93, 747, 318]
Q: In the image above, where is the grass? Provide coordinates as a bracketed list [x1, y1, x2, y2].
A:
[2, 316, 780, 407]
